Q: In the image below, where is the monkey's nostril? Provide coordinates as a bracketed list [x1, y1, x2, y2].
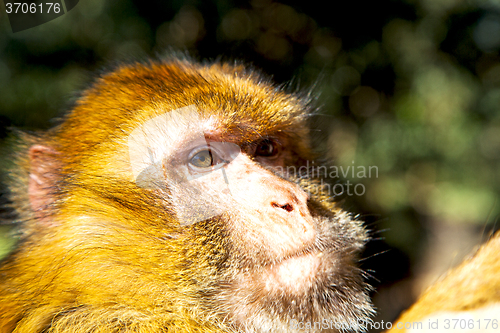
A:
[272, 202, 294, 212]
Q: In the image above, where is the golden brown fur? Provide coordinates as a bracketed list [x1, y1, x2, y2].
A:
[388, 231, 500, 332]
[0, 59, 373, 332]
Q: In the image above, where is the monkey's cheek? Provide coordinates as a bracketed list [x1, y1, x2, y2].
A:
[263, 252, 321, 293]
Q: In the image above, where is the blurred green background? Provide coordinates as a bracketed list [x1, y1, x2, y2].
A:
[0, 0, 499, 328]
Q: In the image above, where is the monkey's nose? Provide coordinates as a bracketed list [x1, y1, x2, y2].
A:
[271, 202, 294, 212]
[268, 184, 316, 245]
[271, 186, 310, 213]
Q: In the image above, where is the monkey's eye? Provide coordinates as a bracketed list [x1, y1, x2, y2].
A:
[189, 149, 214, 168]
[255, 139, 279, 158]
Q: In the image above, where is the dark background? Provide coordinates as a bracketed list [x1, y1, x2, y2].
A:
[0, 0, 499, 329]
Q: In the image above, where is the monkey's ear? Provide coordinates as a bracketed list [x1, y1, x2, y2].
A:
[28, 145, 61, 220]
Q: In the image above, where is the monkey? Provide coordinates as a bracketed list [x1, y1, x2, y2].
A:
[0, 59, 374, 333]
[387, 231, 500, 332]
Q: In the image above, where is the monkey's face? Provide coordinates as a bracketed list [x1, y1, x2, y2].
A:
[21, 61, 372, 333]
[124, 99, 373, 331]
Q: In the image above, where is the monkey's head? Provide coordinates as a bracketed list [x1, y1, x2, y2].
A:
[1, 60, 373, 332]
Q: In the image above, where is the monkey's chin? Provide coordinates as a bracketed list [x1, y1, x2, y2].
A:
[265, 252, 321, 293]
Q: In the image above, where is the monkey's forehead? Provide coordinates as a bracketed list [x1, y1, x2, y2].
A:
[57, 60, 311, 148]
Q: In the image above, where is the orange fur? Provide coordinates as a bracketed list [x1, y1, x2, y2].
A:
[0, 59, 372, 332]
[388, 231, 500, 332]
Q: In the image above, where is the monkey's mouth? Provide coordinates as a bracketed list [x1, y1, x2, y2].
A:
[262, 250, 323, 293]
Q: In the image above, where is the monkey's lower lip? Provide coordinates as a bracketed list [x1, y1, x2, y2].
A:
[265, 251, 322, 291]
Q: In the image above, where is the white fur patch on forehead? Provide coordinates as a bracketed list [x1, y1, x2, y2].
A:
[127, 104, 241, 226]
[128, 105, 208, 182]
[200, 114, 220, 134]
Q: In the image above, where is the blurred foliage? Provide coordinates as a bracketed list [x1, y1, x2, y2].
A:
[0, 0, 499, 325]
